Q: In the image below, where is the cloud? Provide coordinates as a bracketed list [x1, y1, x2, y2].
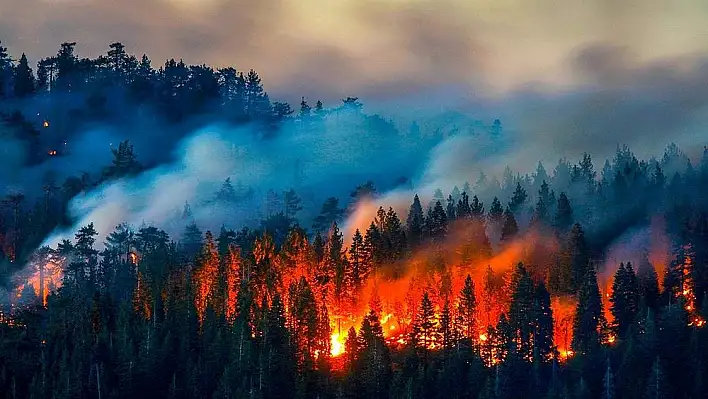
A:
[1, 0, 706, 104]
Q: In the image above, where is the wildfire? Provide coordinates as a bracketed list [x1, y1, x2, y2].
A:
[15, 261, 64, 307]
[43, 120, 49, 128]
[48, 150, 57, 156]
[330, 332, 345, 357]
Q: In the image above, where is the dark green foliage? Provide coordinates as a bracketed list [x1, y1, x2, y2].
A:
[609, 262, 639, 337]
[500, 206, 518, 245]
[313, 197, 343, 233]
[572, 262, 604, 353]
[406, 194, 425, 247]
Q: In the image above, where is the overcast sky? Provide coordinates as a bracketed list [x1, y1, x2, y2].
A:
[1, 0, 707, 168]
[0, 0, 705, 102]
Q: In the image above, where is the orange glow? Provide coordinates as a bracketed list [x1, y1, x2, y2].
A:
[15, 259, 64, 307]
[330, 332, 345, 357]
[43, 120, 49, 128]
[552, 296, 576, 360]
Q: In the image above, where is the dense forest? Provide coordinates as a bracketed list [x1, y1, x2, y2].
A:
[0, 41, 707, 399]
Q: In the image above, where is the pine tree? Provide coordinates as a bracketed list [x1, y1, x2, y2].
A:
[13, 53, 35, 97]
[438, 300, 454, 350]
[500, 207, 519, 244]
[357, 310, 391, 399]
[406, 194, 424, 247]
[446, 194, 456, 221]
[383, 207, 406, 263]
[637, 255, 660, 310]
[534, 281, 554, 362]
[411, 292, 438, 350]
[568, 223, 590, 291]
[554, 192, 573, 231]
[488, 197, 504, 227]
[456, 191, 471, 219]
[572, 264, 604, 352]
[610, 262, 639, 337]
[346, 229, 368, 296]
[326, 222, 347, 302]
[457, 275, 477, 339]
[427, 201, 447, 240]
[509, 263, 536, 358]
[0, 41, 11, 98]
[509, 182, 528, 213]
[313, 197, 343, 232]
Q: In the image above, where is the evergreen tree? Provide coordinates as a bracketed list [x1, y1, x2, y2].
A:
[456, 191, 472, 219]
[13, 53, 35, 97]
[509, 182, 528, 213]
[534, 281, 554, 362]
[572, 264, 604, 352]
[457, 275, 477, 340]
[568, 223, 590, 291]
[488, 196, 504, 227]
[438, 300, 455, 350]
[554, 192, 573, 231]
[500, 207, 519, 244]
[446, 194, 456, 221]
[610, 262, 639, 337]
[637, 256, 660, 310]
[313, 197, 343, 232]
[283, 188, 303, 221]
[103, 140, 141, 179]
[426, 200, 447, 240]
[406, 194, 424, 247]
[411, 292, 438, 350]
[508, 263, 536, 358]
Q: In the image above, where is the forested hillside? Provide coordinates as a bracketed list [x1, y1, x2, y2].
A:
[0, 41, 707, 399]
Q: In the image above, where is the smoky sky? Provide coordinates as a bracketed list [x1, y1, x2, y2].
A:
[1, 0, 707, 103]
[2, 1, 708, 213]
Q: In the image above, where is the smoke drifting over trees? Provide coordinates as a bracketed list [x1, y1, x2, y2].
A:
[0, 40, 707, 399]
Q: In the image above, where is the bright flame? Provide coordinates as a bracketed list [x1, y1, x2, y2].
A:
[330, 332, 345, 357]
[43, 121, 49, 128]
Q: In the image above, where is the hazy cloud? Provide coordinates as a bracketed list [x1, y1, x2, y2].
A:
[1, 0, 707, 103]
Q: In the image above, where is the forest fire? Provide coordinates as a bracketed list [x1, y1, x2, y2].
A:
[14, 260, 63, 307]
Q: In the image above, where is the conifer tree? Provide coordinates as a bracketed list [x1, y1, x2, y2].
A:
[610, 262, 639, 337]
[568, 223, 590, 291]
[446, 194, 456, 221]
[456, 191, 472, 219]
[457, 275, 477, 339]
[438, 300, 455, 350]
[13, 53, 35, 97]
[572, 264, 604, 352]
[637, 255, 660, 310]
[406, 194, 424, 247]
[509, 182, 528, 213]
[500, 207, 519, 244]
[411, 292, 438, 350]
[426, 200, 447, 240]
[554, 192, 573, 231]
[534, 281, 554, 362]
